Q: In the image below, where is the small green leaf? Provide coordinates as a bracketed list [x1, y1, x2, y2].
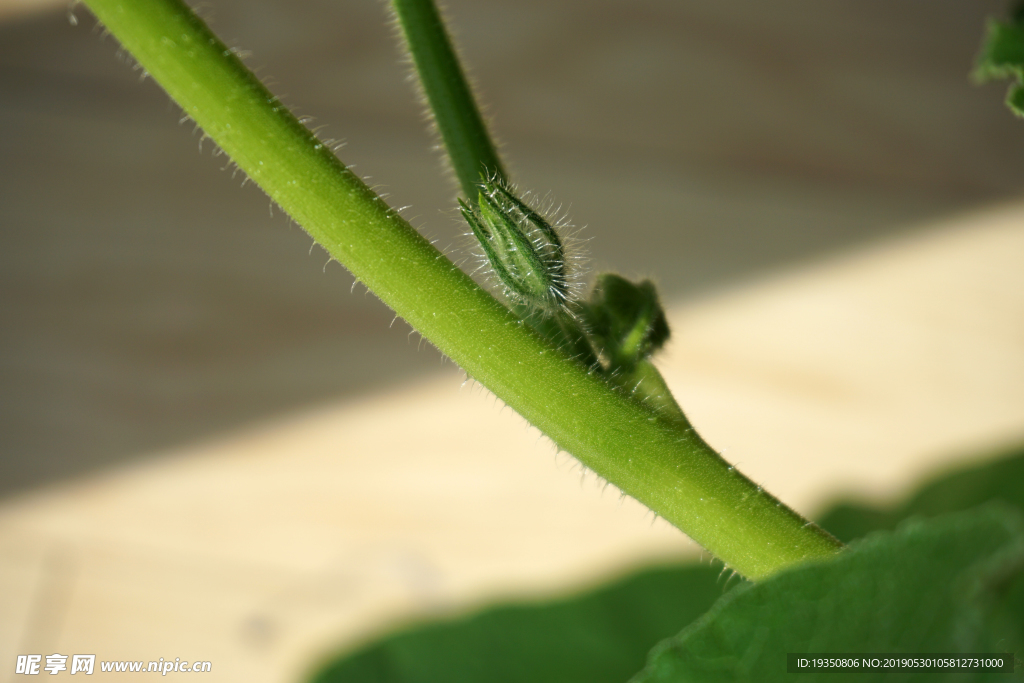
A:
[631, 505, 1024, 683]
[975, 18, 1024, 117]
[582, 273, 670, 372]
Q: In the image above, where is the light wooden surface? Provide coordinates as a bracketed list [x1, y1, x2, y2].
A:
[2, 1, 1024, 681]
[2, 203, 1023, 682]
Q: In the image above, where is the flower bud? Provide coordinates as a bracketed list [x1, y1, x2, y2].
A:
[459, 181, 569, 311]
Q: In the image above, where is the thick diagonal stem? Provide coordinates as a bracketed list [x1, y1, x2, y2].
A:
[81, 0, 843, 579]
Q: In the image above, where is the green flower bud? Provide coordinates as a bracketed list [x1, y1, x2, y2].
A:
[459, 181, 569, 311]
[582, 273, 669, 371]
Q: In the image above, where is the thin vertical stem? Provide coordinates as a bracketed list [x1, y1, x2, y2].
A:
[392, 0, 507, 198]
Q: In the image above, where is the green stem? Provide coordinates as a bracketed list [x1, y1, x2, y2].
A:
[81, 0, 842, 579]
[611, 360, 690, 427]
[394, 0, 690, 431]
[513, 304, 600, 370]
[391, 0, 507, 198]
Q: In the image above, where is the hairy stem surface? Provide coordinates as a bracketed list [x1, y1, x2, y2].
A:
[391, 0, 506, 198]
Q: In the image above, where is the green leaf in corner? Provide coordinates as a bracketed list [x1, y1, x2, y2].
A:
[307, 446, 1024, 683]
[818, 443, 1024, 543]
[307, 564, 737, 683]
[631, 505, 1024, 683]
[975, 16, 1024, 117]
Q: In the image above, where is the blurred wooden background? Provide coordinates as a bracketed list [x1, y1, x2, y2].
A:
[1, 1, 1024, 681]
[2, 0, 1021, 493]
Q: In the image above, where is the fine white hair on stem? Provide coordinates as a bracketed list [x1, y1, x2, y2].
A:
[385, 0, 512, 197]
